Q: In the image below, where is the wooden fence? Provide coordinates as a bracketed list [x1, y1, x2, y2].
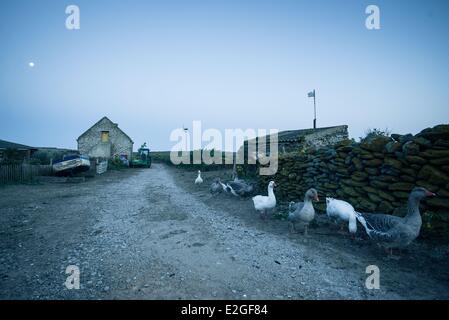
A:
[0, 164, 53, 184]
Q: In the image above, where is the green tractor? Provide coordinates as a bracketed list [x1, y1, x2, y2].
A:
[130, 143, 152, 168]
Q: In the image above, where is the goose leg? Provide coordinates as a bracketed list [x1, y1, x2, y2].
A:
[332, 219, 340, 228]
[289, 222, 297, 234]
[304, 224, 309, 236]
[337, 223, 346, 235]
[385, 247, 401, 260]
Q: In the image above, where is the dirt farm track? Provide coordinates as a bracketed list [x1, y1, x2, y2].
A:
[1, 163, 449, 300]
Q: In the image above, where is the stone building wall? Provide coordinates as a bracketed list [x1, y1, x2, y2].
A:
[253, 124, 449, 238]
[242, 125, 348, 159]
[77, 117, 133, 159]
[303, 125, 349, 148]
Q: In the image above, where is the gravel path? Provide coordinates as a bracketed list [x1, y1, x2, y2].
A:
[1, 163, 449, 299]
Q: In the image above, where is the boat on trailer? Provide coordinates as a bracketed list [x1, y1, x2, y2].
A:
[53, 154, 91, 176]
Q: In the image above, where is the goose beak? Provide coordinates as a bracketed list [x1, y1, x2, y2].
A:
[315, 195, 320, 201]
[426, 191, 436, 197]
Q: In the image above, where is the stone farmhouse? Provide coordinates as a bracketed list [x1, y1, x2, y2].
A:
[77, 117, 134, 159]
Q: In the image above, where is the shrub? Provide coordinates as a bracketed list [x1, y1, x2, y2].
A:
[360, 128, 391, 142]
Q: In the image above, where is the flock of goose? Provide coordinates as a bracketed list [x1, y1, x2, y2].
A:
[194, 170, 436, 256]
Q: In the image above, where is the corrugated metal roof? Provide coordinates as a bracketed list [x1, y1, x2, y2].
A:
[0, 139, 36, 150]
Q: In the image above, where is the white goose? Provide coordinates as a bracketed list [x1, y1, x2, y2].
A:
[194, 170, 203, 185]
[326, 197, 357, 235]
[252, 181, 276, 219]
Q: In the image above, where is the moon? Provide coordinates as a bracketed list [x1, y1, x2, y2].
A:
[28, 62, 35, 68]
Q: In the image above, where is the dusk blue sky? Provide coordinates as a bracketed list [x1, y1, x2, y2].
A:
[1, 0, 448, 151]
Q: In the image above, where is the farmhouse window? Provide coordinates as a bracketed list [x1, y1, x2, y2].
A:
[101, 131, 109, 142]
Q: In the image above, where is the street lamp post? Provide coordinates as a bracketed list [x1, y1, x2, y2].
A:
[183, 125, 189, 152]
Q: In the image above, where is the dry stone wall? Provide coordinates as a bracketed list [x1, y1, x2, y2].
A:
[254, 124, 449, 238]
